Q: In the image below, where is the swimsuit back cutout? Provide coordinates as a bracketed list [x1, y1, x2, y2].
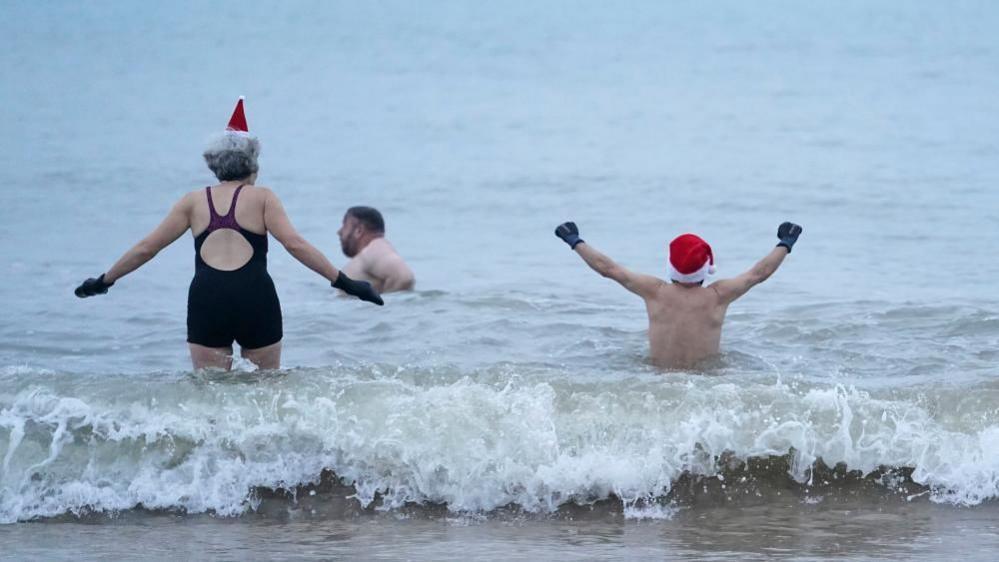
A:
[194, 184, 268, 271]
[205, 184, 245, 233]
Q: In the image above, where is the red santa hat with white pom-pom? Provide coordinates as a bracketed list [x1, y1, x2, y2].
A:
[668, 234, 715, 283]
[225, 96, 249, 134]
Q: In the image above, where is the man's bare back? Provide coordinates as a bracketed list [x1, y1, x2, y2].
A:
[554, 221, 803, 369]
[642, 281, 726, 367]
[342, 238, 415, 293]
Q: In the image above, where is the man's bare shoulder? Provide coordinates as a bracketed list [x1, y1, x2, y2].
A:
[636, 274, 672, 301]
[364, 238, 402, 258]
[655, 280, 724, 302]
[707, 277, 741, 298]
[706, 278, 724, 290]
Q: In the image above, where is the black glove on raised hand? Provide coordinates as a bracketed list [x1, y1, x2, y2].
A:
[74, 274, 114, 298]
[555, 221, 584, 249]
[777, 222, 803, 253]
[332, 271, 384, 306]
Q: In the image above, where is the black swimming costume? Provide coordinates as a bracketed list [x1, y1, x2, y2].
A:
[187, 185, 282, 349]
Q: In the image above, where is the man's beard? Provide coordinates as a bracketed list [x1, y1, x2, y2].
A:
[341, 238, 357, 258]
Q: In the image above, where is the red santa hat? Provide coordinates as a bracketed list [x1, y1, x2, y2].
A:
[669, 233, 715, 283]
[226, 96, 249, 134]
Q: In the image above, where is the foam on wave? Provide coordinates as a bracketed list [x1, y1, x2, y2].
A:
[1, 366, 997, 523]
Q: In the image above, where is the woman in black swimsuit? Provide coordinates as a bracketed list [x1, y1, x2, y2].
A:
[75, 98, 382, 370]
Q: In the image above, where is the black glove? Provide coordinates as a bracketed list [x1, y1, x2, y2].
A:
[75, 274, 114, 298]
[555, 221, 584, 249]
[777, 222, 803, 253]
[332, 272, 384, 306]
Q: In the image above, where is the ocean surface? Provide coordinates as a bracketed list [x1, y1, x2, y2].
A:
[2, 1, 999, 559]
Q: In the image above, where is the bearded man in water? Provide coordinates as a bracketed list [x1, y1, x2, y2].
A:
[337, 206, 415, 293]
[554, 221, 802, 368]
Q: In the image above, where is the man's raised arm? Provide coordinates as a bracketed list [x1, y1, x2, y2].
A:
[554, 221, 660, 298]
[711, 222, 802, 305]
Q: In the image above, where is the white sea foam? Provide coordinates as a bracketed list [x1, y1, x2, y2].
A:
[622, 502, 680, 520]
[1, 368, 998, 523]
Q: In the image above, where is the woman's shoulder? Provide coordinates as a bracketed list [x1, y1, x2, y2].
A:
[176, 188, 203, 205]
[245, 185, 279, 203]
[183, 185, 211, 199]
[181, 183, 277, 205]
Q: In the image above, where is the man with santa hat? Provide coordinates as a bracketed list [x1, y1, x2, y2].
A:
[554, 221, 802, 368]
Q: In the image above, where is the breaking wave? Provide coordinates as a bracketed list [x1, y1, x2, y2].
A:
[2, 364, 998, 523]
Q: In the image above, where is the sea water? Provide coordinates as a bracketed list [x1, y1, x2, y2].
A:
[1, 1, 998, 559]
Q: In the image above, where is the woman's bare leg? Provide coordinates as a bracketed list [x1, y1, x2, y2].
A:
[189, 343, 234, 370]
[241, 341, 281, 370]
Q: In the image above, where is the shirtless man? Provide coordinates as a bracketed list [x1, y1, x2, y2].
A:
[338, 206, 415, 293]
[554, 221, 802, 368]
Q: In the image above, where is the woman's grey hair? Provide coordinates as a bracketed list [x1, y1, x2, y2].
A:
[203, 133, 261, 181]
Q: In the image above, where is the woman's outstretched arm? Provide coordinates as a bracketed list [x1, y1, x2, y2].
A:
[262, 188, 382, 305]
[262, 188, 340, 282]
[75, 194, 193, 297]
[104, 194, 194, 283]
